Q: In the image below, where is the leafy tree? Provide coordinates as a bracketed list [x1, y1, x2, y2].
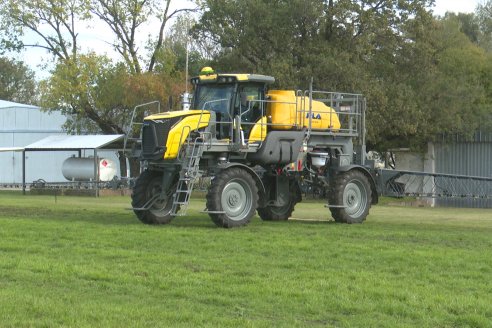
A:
[0, 0, 88, 61]
[447, 12, 481, 44]
[89, 0, 196, 73]
[0, 57, 37, 104]
[0, 0, 195, 126]
[164, 15, 210, 76]
[0, 0, 196, 175]
[194, 0, 438, 149]
[39, 52, 185, 175]
[476, 0, 492, 51]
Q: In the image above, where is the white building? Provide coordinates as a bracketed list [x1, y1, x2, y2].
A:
[0, 99, 120, 184]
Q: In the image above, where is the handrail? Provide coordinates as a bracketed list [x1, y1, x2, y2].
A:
[123, 100, 161, 153]
[186, 90, 366, 146]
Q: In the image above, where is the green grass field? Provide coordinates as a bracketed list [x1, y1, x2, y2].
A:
[0, 191, 491, 327]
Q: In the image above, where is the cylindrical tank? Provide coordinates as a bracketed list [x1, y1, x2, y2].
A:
[308, 151, 329, 168]
[62, 157, 117, 182]
[181, 92, 192, 110]
[267, 90, 341, 131]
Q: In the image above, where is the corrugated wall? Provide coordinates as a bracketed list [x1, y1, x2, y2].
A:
[1, 105, 121, 183]
[434, 142, 492, 208]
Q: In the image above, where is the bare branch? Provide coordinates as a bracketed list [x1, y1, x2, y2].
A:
[148, 4, 197, 72]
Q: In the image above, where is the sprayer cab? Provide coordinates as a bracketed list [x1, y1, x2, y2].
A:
[190, 68, 341, 136]
[190, 69, 275, 140]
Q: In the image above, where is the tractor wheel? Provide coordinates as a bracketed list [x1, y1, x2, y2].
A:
[206, 168, 259, 228]
[328, 170, 371, 224]
[131, 170, 178, 224]
[258, 181, 301, 221]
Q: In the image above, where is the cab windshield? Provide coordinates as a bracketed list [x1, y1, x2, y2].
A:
[193, 84, 234, 119]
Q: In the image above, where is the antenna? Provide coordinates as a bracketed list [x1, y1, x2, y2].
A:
[182, 20, 191, 110]
[185, 20, 190, 94]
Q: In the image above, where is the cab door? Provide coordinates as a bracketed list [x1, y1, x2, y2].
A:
[233, 83, 266, 142]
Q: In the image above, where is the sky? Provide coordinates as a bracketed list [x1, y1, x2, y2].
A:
[433, 0, 481, 16]
[12, 0, 483, 80]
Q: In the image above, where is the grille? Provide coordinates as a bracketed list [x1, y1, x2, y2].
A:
[142, 124, 156, 154]
[141, 117, 181, 160]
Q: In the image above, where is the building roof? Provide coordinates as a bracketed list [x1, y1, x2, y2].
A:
[0, 134, 125, 152]
[24, 134, 125, 150]
[0, 147, 24, 152]
[0, 99, 39, 109]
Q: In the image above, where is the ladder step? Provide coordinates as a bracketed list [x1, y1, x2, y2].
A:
[128, 207, 148, 211]
[201, 210, 226, 214]
[325, 204, 348, 209]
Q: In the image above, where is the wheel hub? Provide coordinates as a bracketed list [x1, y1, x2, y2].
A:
[343, 181, 367, 217]
[221, 179, 252, 221]
[347, 193, 358, 206]
[228, 192, 240, 207]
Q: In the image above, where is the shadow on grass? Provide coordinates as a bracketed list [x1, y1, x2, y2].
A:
[0, 205, 226, 229]
[0, 204, 344, 230]
[287, 218, 337, 225]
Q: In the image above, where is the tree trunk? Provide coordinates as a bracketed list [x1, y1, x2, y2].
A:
[129, 157, 141, 178]
[117, 151, 140, 178]
[118, 151, 128, 178]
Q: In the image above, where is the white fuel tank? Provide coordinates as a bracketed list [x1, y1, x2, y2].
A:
[62, 157, 117, 182]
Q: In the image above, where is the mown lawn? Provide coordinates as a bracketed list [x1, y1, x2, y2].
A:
[0, 191, 491, 327]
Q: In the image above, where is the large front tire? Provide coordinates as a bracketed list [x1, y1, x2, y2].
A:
[328, 170, 372, 224]
[206, 168, 259, 228]
[131, 170, 177, 224]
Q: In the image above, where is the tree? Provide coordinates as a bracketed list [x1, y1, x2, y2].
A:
[476, 0, 492, 51]
[0, 0, 196, 176]
[0, 0, 88, 62]
[194, 0, 439, 149]
[164, 15, 210, 76]
[39, 52, 186, 176]
[0, 57, 37, 104]
[89, 0, 196, 73]
[0, 0, 195, 129]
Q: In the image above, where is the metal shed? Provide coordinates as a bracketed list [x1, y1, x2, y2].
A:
[16, 134, 125, 195]
[434, 133, 492, 208]
[0, 99, 121, 184]
[391, 133, 492, 208]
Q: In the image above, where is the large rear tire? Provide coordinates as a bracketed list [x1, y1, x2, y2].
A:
[328, 170, 371, 224]
[258, 181, 301, 221]
[131, 170, 177, 224]
[206, 168, 259, 228]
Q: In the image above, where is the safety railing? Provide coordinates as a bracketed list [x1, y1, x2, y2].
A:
[123, 101, 162, 155]
[379, 169, 492, 207]
[304, 91, 365, 137]
[188, 89, 366, 149]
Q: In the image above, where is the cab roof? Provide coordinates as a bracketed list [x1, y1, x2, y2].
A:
[191, 73, 275, 85]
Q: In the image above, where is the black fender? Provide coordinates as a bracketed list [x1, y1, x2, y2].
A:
[216, 162, 267, 205]
[332, 165, 379, 205]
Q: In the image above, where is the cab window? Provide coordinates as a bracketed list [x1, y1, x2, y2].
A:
[193, 84, 234, 118]
[234, 84, 265, 123]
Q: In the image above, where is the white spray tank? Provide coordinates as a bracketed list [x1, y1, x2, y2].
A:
[181, 92, 192, 110]
[62, 157, 117, 182]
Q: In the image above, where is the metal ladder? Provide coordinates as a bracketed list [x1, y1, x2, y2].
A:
[171, 137, 205, 216]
